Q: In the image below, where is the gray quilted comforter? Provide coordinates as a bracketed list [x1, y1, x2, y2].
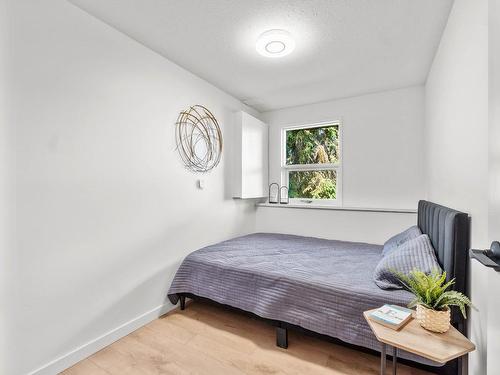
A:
[168, 233, 434, 365]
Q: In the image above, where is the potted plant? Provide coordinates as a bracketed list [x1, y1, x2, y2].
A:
[395, 269, 473, 333]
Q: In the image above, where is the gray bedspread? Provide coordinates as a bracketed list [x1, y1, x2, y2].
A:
[168, 233, 433, 365]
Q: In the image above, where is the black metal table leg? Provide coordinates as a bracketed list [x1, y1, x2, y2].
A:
[380, 343, 387, 375]
[393, 347, 398, 375]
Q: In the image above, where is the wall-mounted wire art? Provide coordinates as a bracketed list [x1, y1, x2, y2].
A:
[175, 105, 223, 173]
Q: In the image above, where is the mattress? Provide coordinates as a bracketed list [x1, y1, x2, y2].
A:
[168, 233, 433, 365]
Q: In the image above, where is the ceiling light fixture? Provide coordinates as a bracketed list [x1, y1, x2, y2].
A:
[256, 29, 295, 58]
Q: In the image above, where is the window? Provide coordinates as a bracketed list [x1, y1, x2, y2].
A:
[282, 121, 342, 205]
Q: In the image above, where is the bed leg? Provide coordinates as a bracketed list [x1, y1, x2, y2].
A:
[179, 295, 186, 311]
[276, 326, 288, 349]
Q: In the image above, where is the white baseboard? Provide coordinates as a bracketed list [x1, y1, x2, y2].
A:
[28, 302, 175, 375]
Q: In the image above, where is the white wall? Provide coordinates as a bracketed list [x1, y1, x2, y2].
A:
[487, 1, 500, 373]
[256, 207, 416, 244]
[256, 86, 424, 243]
[0, 1, 11, 373]
[266, 86, 425, 209]
[7, 1, 259, 374]
[424, 0, 489, 373]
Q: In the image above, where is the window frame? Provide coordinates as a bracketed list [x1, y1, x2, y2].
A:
[281, 120, 343, 206]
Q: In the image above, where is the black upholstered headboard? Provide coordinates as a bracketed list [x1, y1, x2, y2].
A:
[417, 200, 470, 329]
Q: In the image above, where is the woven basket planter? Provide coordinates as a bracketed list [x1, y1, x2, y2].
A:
[416, 305, 451, 333]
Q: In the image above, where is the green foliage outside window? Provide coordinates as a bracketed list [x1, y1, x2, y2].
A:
[286, 125, 339, 165]
[289, 170, 337, 199]
[286, 125, 339, 200]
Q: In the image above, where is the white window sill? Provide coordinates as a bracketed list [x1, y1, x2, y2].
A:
[256, 202, 417, 214]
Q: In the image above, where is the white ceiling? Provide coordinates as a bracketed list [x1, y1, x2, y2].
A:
[69, 0, 453, 112]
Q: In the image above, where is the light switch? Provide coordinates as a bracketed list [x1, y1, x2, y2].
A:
[197, 179, 205, 189]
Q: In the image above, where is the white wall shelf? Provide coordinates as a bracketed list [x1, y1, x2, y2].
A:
[232, 111, 269, 199]
[256, 202, 417, 214]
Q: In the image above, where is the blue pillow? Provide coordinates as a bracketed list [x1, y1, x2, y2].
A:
[373, 234, 442, 290]
[382, 225, 422, 257]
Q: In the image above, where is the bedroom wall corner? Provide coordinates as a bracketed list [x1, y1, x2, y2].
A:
[424, 0, 489, 373]
[8, 1, 260, 374]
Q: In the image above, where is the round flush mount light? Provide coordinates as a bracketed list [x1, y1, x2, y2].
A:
[256, 29, 295, 58]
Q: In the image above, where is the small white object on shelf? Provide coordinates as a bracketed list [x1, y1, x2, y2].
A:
[268, 183, 279, 204]
[279, 186, 289, 204]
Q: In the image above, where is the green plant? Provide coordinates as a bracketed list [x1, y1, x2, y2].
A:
[395, 269, 473, 318]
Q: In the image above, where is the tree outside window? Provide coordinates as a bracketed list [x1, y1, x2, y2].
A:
[283, 123, 341, 202]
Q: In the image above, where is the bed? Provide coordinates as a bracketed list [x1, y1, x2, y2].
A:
[168, 201, 470, 373]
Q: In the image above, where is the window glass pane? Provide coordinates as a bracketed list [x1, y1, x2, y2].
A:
[288, 170, 337, 199]
[286, 124, 339, 165]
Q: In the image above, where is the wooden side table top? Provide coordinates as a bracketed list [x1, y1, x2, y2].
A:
[363, 309, 475, 364]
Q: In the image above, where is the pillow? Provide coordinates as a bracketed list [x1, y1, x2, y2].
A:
[373, 234, 442, 290]
[382, 225, 422, 257]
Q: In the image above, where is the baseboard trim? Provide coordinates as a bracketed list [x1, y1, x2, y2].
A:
[28, 302, 175, 375]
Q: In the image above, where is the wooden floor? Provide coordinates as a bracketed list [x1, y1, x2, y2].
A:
[63, 301, 431, 375]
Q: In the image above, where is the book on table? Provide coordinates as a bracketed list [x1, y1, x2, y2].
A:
[368, 304, 413, 330]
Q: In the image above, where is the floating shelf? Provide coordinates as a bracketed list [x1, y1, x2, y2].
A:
[470, 241, 500, 272]
[256, 202, 417, 214]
